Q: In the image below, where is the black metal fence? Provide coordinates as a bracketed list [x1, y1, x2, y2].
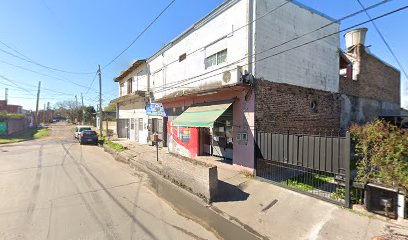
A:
[255, 131, 351, 207]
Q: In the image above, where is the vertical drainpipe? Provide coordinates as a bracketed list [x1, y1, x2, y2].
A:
[147, 63, 151, 103]
[248, 0, 257, 173]
[247, 0, 254, 74]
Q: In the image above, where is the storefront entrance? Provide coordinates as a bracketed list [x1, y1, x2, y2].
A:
[169, 101, 233, 160]
[148, 117, 167, 147]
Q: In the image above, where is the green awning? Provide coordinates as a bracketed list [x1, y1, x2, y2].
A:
[172, 102, 232, 127]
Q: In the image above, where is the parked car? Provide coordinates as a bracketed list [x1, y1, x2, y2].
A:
[79, 130, 98, 145]
[74, 126, 92, 139]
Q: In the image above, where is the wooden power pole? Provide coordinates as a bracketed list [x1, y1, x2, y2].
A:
[98, 65, 103, 136]
[81, 92, 84, 107]
[35, 81, 41, 125]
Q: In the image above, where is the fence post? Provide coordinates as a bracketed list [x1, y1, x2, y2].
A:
[254, 130, 257, 174]
[344, 131, 351, 208]
[286, 130, 290, 163]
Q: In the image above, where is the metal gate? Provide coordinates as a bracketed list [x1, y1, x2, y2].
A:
[256, 131, 351, 207]
[117, 119, 129, 138]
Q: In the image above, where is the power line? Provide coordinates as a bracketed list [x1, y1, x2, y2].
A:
[153, 0, 393, 91]
[0, 74, 33, 94]
[102, 0, 176, 70]
[155, 5, 408, 93]
[0, 59, 100, 92]
[84, 70, 99, 96]
[0, 40, 96, 75]
[0, 73, 75, 97]
[149, 0, 293, 72]
[356, 0, 408, 81]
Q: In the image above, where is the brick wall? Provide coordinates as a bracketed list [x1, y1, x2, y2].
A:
[0, 100, 6, 112]
[340, 45, 400, 104]
[7, 105, 22, 114]
[255, 80, 341, 134]
[7, 118, 28, 135]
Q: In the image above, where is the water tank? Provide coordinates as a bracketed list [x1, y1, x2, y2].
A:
[344, 28, 368, 50]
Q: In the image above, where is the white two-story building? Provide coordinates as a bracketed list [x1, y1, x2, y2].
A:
[112, 0, 340, 173]
[112, 60, 150, 144]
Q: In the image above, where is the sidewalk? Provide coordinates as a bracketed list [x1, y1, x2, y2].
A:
[110, 139, 408, 240]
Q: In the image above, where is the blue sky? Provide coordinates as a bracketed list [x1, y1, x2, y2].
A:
[0, 0, 407, 110]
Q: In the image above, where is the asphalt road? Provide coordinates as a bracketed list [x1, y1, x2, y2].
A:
[0, 123, 218, 240]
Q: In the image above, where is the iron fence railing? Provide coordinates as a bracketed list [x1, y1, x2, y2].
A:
[255, 131, 352, 207]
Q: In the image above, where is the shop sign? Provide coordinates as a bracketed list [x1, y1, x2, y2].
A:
[146, 103, 166, 116]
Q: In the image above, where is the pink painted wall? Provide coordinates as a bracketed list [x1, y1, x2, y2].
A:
[232, 89, 255, 170]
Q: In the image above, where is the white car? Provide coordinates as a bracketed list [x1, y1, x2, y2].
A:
[74, 126, 92, 139]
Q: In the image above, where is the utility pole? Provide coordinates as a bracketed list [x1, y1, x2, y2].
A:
[81, 93, 84, 124]
[4, 88, 8, 102]
[35, 81, 41, 126]
[81, 93, 84, 107]
[98, 65, 103, 136]
[47, 102, 50, 123]
[75, 95, 78, 108]
[43, 103, 46, 123]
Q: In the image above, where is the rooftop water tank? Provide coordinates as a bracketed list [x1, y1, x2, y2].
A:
[344, 28, 368, 50]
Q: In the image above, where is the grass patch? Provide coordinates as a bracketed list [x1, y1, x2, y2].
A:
[105, 140, 125, 152]
[33, 128, 48, 139]
[281, 173, 334, 192]
[239, 170, 254, 178]
[331, 186, 363, 203]
[98, 135, 106, 142]
[0, 128, 49, 144]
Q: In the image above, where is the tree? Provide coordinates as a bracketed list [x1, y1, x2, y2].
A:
[54, 101, 96, 125]
[54, 100, 78, 122]
[80, 106, 96, 125]
[104, 103, 116, 112]
[350, 120, 408, 191]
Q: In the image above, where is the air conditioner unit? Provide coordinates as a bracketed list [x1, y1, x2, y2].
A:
[221, 66, 243, 86]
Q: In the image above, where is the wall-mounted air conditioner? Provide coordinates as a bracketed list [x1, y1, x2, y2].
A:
[221, 66, 243, 86]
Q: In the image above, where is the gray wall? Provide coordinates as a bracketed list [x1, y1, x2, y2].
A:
[340, 94, 401, 130]
[254, 0, 340, 92]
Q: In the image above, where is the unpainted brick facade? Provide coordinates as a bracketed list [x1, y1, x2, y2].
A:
[339, 45, 400, 104]
[6, 118, 28, 135]
[255, 80, 341, 134]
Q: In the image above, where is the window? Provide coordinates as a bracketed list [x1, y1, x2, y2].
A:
[130, 119, 134, 130]
[127, 78, 132, 94]
[179, 53, 186, 62]
[138, 118, 143, 130]
[120, 83, 124, 96]
[217, 49, 227, 64]
[205, 49, 227, 69]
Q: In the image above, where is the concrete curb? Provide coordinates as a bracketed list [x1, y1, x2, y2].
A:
[102, 144, 217, 203]
[102, 145, 129, 163]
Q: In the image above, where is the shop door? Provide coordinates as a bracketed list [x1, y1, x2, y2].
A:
[150, 118, 164, 147]
[129, 118, 137, 141]
[117, 119, 129, 138]
[135, 118, 139, 142]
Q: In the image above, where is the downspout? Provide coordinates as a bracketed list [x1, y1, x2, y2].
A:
[248, 0, 257, 173]
[147, 63, 152, 103]
[247, 0, 255, 74]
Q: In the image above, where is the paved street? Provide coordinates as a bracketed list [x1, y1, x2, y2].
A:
[0, 123, 219, 240]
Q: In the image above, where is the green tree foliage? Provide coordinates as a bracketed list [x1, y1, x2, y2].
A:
[103, 103, 116, 112]
[350, 120, 408, 191]
[0, 113, 25, 120]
